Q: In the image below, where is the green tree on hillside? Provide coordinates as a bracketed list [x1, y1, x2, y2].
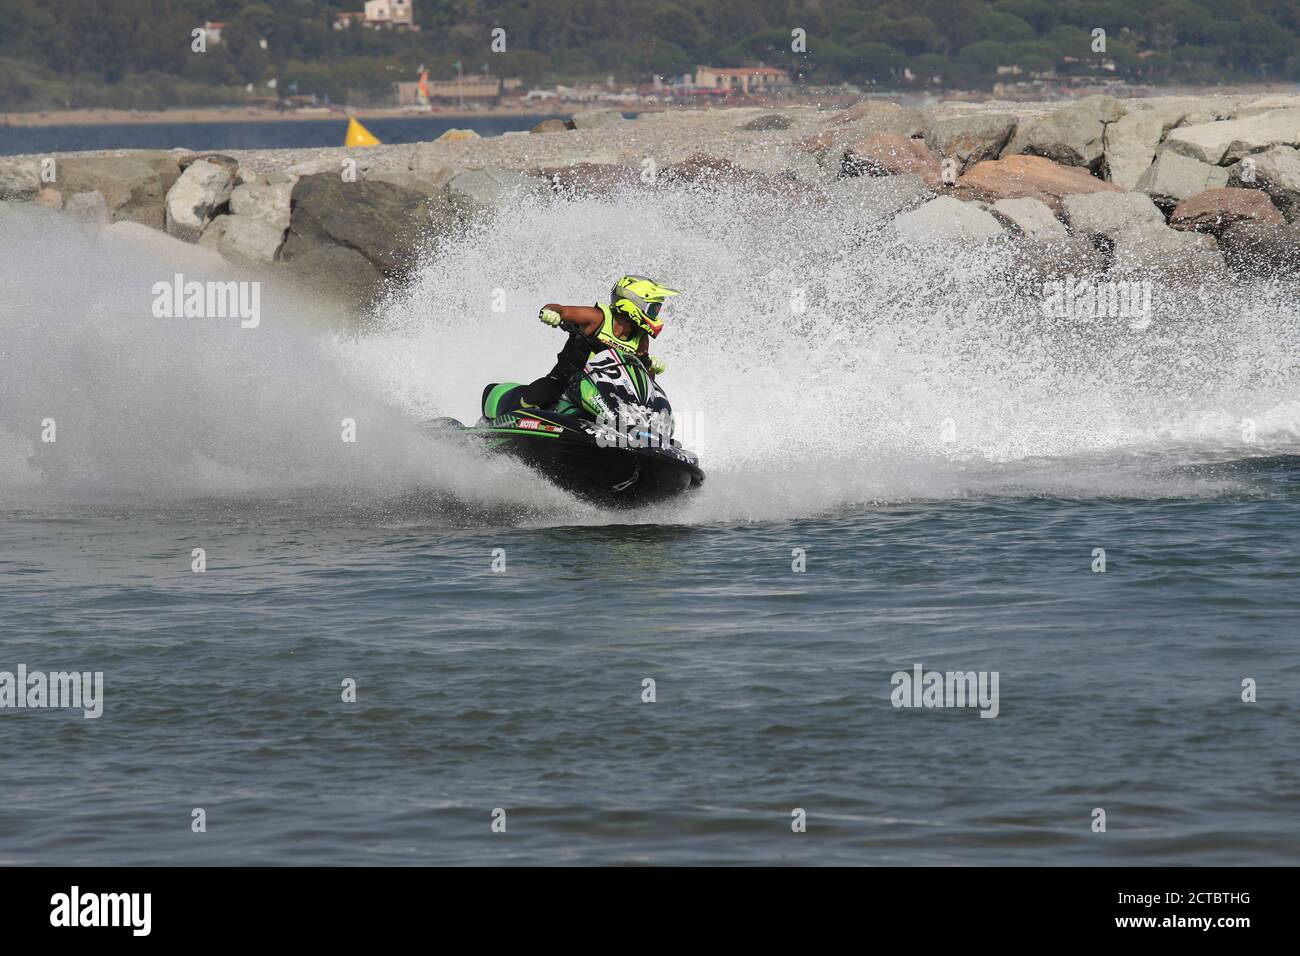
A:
[0, 0, 1298, 110]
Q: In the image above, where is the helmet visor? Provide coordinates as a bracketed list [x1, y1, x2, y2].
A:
[639, 307, 664, 337]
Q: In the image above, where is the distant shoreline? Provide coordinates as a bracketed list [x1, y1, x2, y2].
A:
[0, 105, 590, 128]
[3, 83, 1295, 128]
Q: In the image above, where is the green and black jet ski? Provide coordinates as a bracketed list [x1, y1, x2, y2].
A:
[424, 343, 705, 506]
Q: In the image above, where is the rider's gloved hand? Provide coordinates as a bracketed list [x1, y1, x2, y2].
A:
[539, 308, 562, 327]
[649, 356, 667, 376]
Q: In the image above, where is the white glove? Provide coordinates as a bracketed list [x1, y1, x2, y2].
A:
[539, 308, 561, 327]
[649, 356, 666, 375]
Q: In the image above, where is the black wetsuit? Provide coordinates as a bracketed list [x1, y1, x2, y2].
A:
[519, 329, 593, 407]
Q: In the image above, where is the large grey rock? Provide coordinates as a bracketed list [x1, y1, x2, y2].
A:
[0, 159, 41, 200]
[892, 195, 1008, 242]
[406, 146, 465, 181]
[540, 162, 644, 198]
[1135, 151, 1229, 209]
[992, 197, 1067, 240]
[52, 153, 181, 229]
[821, 173, 933, 221]
[1062, 191, 1164, 239]
[1236, 94, 1300, 118]
[165, 159, 234, 242]
[835, 99, 906, 125]
[554, 147, 624, 167]
[199, 214, 286, 263]
[177, 152, 240, 178]
[1003, 95, 1126, 171]
[223, 217, 285, 263]
[1176, 98, 1247, 127]
[1229, 145, 1300, 222]
[1161, 108, 1300, 165]
[286, 173, 457, 273]
[228, 173, 295, 231]
[1104, 102, 1197, 188]
[658, 153, 818, 198]
[1110, 223, 1222, 280]
[1218, 222, 1300, 278]
[924, 113, 1017, 172]
[726, 147, 826, 183]
[740, 113, 792, 131]
[445, 167, 547, 213]
[196, 215, 232, 250]
[570, 109, 624, 130]
[836, 106, 932, 144]
[279, 173, 459, 302]
[1100, 96, 1241, 187]
[370, 165, 460, 195]
[285, 155, 376, 178]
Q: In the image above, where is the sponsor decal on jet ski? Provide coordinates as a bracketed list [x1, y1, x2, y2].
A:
[517, 418, 563, 433]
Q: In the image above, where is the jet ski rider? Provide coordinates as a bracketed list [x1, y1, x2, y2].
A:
[513, 275, 679, 411]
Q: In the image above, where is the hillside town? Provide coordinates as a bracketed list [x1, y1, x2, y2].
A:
[391, 64, 795, 111]
[195, 2, 802, 114]
[4, 0, 1295, 120]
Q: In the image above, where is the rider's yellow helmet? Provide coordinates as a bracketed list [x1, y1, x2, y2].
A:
[610, 275, 679, 338]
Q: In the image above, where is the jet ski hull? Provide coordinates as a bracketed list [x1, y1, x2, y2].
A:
[428, 411, 704, 506]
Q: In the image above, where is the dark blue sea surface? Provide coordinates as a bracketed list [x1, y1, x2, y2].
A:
[0, 114, 569, 156]
[2, 476, 1298, 865]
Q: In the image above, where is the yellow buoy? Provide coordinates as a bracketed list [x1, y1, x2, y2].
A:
[344, 117, 381, 147]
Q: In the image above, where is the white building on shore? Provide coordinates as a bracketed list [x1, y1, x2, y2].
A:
[693, 65, 791, 94]
[335, 0, 417, 30]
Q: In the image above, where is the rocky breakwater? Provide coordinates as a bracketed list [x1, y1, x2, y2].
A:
[821, 92, 1300, 284]
[3, 96, 1298, 314]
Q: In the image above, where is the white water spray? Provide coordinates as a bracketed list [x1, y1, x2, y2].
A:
[2, 185, 1298, 524]
[353, 185, 1300, 518]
